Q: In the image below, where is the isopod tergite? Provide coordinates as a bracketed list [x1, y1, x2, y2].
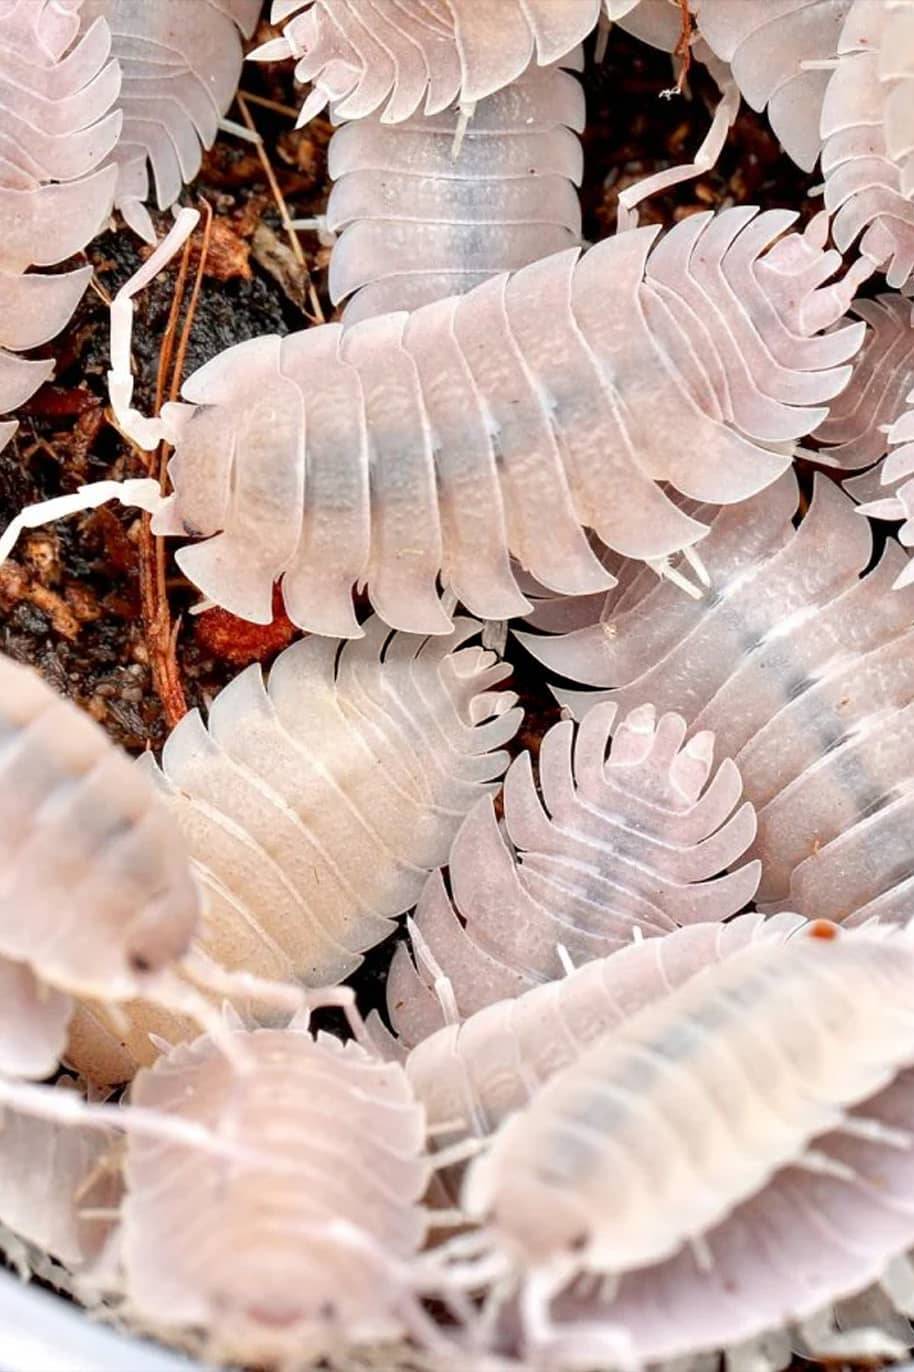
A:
[78, 0, 262, 241]
[378, 700, 759, 1053]
[33, 203, 865, 637]
[518, 470, 914, 924]
[326, 55, 586, 323]
[449, 922, 914, 1369]
[68, 616, 520, 1085]
[96, 1014, 447, 1368]
[0, 0, 121, 458]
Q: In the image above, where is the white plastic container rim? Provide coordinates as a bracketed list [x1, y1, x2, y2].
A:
[0, 1271, 196, 1371]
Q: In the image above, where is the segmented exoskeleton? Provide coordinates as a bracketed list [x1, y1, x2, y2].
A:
[447, 923, 914, 1370]
[326, 56, 586, 322]
[0, 0, 121, 458]
[258, 0, 615, 122]
[518, 471, 914, 922]
[375, 701, 759, 1053]
[68, 618, 520, 1085]
[884, 0, 914, 196]
[691, 0, 854, 172]
[814, 293, 914, 473]
[823, 294, 914, 582]
[41, 204, 863, 639]
[98, 1017, 449, 1368]
[78, 0, 262, 241]
[403, 913, 807, 1152]
[820, 0, 914, 287]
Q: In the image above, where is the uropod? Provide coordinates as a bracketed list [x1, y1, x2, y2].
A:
[439, 921, 914, 1368]
[1, 202, 866, 635]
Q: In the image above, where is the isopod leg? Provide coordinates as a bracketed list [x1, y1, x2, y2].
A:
[108, 207, 201, 451]
[407, 915, 460, 1027]
[0, 1074, 253, 1163]
[520, 1262, 639, 1371]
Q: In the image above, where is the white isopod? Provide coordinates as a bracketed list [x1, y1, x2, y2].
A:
[376, 701, 760, 1054]
[1, 204, 865, 635]
[92, 1012, 457, 1368]
[68, 615, 520, 1086]
[402, 913, 808, 1158]
[446, 922, 914, 1369]
[519, 471, 914, 925]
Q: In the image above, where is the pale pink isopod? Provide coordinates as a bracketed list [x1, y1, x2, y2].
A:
[518, 471, 914, 925]
[378, 701, 760, 1053]
[452, 923, 914, 1368]
[0, 0, 121, 457]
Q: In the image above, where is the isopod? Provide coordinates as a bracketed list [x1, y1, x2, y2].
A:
[518, 470, 914, 922]
[402, 912, 808, 1157]
[3, 203, 864, 636]
[67, 615, 520, 1085]
[96, 1012, 450, 1368]
[0, 0, 120, 457]
[449, 921, 914, 1368]
[325, 56, 586, 322]
[378, 699, 759, 1053]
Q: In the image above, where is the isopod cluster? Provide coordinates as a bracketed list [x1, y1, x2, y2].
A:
[5, 1, 914, 1370]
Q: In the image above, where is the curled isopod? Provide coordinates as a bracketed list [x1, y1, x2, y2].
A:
[94, 1011, 448, 1368]
[5, 204, 862, 636]
[518, 470, 914, 925]
[0, 0, 121, 457]
[68, 617, 520, 1085]
[376, 701, 760, 1054]
[449, 922, 914, 1369]
[78, 0, 262, 241]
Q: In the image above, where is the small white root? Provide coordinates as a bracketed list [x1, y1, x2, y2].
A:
[0, 479, 165, 568]
[109, 207, 201, 451]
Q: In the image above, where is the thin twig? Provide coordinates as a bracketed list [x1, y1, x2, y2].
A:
[236, 91, 325, 323]
[674, 0, 695, 92]
[237, 89, 300, 120]
[137, 203, 213, 729]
